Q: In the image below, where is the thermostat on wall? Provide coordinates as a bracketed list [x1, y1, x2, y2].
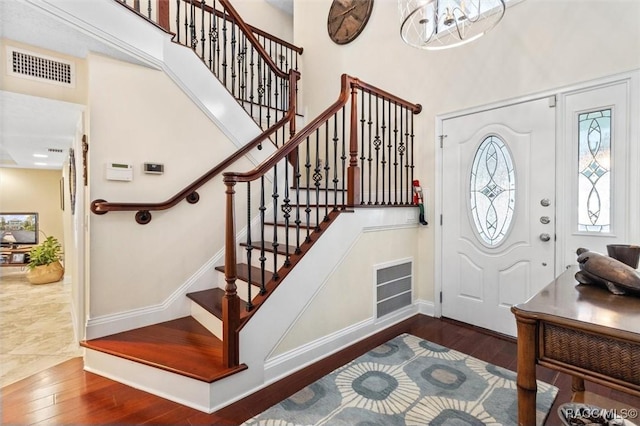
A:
[144, 162, 164, 174]
[106, 162, 133, 181]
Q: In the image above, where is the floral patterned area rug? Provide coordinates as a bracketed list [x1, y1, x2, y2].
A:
[243, 333, 557, 426]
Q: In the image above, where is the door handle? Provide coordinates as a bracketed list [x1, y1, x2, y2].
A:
[539, 233, 551, 242]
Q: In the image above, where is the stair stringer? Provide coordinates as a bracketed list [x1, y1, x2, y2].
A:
[206, 207, 420, 412]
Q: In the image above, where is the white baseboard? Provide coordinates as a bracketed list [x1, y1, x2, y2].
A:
[415, 298, 436, 317]
[263, 303, 420, 385]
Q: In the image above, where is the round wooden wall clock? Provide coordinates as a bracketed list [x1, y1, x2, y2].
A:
[327, 0, 374, 45]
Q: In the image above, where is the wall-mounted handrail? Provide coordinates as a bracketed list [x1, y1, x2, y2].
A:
[91, 70, 299, 224]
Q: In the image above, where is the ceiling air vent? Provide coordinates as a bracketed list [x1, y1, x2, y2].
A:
[7, 47, 75, 87]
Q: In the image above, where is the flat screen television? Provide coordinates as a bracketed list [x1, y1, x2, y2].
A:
[0, 213, 39, 248]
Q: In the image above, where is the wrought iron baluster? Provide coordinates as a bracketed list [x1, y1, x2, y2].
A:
[147, 0, 152, 19]
[200, 0, 206, 59]
[208, 13, 213, 70]
[359, 90, 366, 205]
[245, 182, 254, 310]
[175, 0, 181, 43]
[404, 106, 411, 204]
[313, 129, 321, 230]
[189, 0, 197, 50]
[294, 147, 302, 254]
[222, 11, 228, 86]
[367, 90, 373, 205]
[282, 156, 291, 267]
[324, 120, 330, 222]
[410, 110, 415, 203]
[340, 106, 346, 208]
[393, 102, 399, 205]
[304, 136, 312, 242]
[271, 164, 279, 280]
[259, 176, 267, 294]
[332, 112, 339, 210]
[249, 46, 255, 119]
[230, 20, 237, 96]
[380, 98, 387, 205]
[374, 95, 381, 205]
[399, 106, 405, 205]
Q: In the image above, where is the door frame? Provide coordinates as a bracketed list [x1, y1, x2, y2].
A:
[434, 70, 640, 318]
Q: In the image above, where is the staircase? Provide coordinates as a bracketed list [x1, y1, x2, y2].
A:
[53, 0, 425, 413]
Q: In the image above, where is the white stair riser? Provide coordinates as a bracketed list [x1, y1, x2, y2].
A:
[292, 188, 345, 206]
[242, 248, 289, 272]
[191, 302, 222, 340]
[214, 274, 262, 301]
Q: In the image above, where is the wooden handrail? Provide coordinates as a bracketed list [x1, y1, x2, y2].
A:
[91, 70, 300, 223]
[221, 74, 422, 366]
[117, 0, 303, 56]
[223, 74, 422, 184]
[185, 0, 298, 78]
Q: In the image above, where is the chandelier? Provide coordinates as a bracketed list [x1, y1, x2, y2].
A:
[399, 0, 506, 50]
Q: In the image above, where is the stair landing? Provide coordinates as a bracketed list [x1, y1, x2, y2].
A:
[81, 316, 246, 382]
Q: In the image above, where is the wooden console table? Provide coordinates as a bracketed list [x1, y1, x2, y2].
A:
[511, 266, 640, 426]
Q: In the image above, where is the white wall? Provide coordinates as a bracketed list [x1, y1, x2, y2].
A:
[293, 0, 640, 303]
[87, 53, 254, 318]
[232, 0, 293, 42]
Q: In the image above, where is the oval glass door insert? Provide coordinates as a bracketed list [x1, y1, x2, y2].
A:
[469, 135, 516, 247]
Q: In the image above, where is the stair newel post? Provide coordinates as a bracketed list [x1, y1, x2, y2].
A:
[156, 0, 170, 32]
[223, 179, 240, 368]
[347, 79, 361, 207]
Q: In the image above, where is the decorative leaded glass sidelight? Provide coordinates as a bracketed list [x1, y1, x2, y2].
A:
[578, 109, 611, 233]
[469, 135, 516, 246]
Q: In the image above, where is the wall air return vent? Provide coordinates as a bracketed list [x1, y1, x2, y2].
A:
[7, 47, 75, 87]
[375, 259, 413, 319]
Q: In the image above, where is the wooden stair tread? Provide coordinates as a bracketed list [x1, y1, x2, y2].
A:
[239, 241, 297, 255]
[80, 317, 246, 382]
[187, 288, 250, 319]
[214, 263, 270, 283]
[264, 220, 315, 228]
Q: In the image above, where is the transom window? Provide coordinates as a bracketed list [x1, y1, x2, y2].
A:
[469, 135, 516, 246]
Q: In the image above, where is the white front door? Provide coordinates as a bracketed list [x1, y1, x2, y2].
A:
[441, 97, 556, 337]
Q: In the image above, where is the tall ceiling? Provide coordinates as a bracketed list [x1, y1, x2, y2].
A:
[0, 0, 152, 170]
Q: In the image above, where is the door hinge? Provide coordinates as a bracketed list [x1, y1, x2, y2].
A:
[440, 214, 443, 226]
[439, 291, 443, 303]
[439, 134, 447, 148]
[548, 95, 557, 108]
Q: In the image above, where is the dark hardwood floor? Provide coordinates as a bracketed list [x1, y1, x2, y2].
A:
[3, 315, 639, 425]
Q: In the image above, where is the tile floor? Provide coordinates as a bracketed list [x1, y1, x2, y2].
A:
[0, 267, 83, 387]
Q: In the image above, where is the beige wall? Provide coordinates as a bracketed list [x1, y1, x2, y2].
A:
[232, 0, 293, 43]
[0, 38, 88, 105]
[272, 227, 419, 356]
[294, 0, 640, 303]
[87, 53, 253, 317]
[0, 168, 64, 245]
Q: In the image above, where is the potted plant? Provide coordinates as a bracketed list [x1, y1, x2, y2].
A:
[27, 236, 64, 284]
